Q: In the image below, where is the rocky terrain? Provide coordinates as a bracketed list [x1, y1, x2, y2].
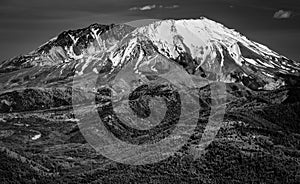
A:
[0, 17, 299, 183]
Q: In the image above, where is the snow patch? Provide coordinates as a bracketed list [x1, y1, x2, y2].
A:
[66, 118, 80, 122]
[134, 47, 144, 71]
[110, 38, 138, 67]
[93, 68, 99, 74]
[228, 43, 242, 66]
[31, 133, 41, 140]
[244, 58, 258, 66]
[262, 71, 274, 78]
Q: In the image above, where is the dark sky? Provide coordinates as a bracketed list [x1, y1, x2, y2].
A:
[0, 0, 299, 61]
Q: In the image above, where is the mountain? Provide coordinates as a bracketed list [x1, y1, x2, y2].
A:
[0, 17, 299, 113]
[0, 17, 300, 183]
[1, 17, 299, 87]
[131, 18, 300, 90]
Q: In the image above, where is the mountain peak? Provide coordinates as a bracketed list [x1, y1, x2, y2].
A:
[110, 17, 300, 90]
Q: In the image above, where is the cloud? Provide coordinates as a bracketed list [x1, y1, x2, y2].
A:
[273, 10, 293, 19]
[129, 5, 156, 11]
[164, 5, 179, 9]
[140, 5, 156, 10]
[129, 4, 179, 11]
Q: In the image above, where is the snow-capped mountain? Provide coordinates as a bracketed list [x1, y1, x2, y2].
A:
[1, 17, 300, 184]
[0, 17, 300, 112]
[107, 17, 300, 90]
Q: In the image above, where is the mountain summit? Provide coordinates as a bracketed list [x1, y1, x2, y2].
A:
[110, 17, 299, 90]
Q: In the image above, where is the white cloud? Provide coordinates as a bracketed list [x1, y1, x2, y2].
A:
[129, 5, 156, 11]
[140, 5, 156, 10]
[129, 4, 179, 11]
[273, 10, 293, 19]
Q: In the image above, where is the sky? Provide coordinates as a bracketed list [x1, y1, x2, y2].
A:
[0, 0, 299, 61]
